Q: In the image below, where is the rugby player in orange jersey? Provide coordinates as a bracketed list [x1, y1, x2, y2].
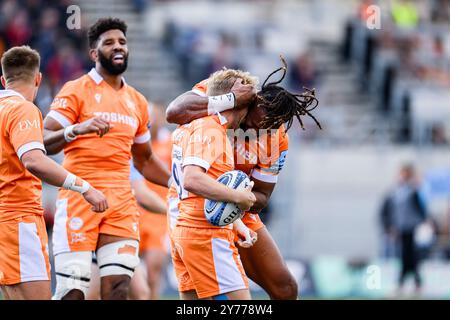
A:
[88, 104, 172, 301]
[42, 18, 171, 300]
[0, 46, 107, 300]
[166, 58, 321, 299]
[170, 69, 258, 299]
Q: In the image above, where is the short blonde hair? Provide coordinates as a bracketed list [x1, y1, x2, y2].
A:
[207, 68, 259, 96]
[1, 45, 40, 84]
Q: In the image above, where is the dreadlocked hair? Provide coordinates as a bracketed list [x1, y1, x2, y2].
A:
[258, 56, 321, 131]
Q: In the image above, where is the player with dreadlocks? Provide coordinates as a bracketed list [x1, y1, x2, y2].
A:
[166, 56, 320, 299]
[256, 57, 320, 131]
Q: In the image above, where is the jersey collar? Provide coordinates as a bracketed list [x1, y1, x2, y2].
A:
[88, 68, 127, 86]
[0, 89, 26, 100]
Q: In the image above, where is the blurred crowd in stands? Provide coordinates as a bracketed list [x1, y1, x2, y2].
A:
[161, 19, 319, 93]
[344, 0, 450, 145]
[0, 0, 91, 115]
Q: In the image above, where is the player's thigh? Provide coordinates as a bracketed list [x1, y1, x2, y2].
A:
[180, 290, 199, 300]
[96, 234, 140, 297]
[2, 280, 51, 300]
[238, 227, 294, 289]
[144, 249, 167, 274]
[220, 288, 251, 300]
[128, 264, 150, 300]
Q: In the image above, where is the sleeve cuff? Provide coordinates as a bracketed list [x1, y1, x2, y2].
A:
[182, 156, 210, 171]
[134, 131, 151, 144]
[17, 141, 46, 159]
[46, 110, 73, 128]
[191, 89, 207, 97]
[251, 169, 278, 183]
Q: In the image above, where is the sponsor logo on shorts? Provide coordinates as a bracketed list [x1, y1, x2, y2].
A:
[69, 217, 84, 231]
[178, 273, 190, 285]
[118, 244, 137, 255]
[71, 232, 86, 244]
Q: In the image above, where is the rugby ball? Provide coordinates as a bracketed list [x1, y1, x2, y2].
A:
[204, 170, 251, 227]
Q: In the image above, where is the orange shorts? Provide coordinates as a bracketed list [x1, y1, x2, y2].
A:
[242, 212, 265, 231]
[233, 212, 265, 243]
[52, 187, 140, 255]
[139, 212, 169, 253]
[0, 215, 51, 285]
[171, 225, 248, 298]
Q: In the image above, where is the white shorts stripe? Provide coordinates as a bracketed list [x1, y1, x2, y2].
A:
[19, 222, 48, 282]
[211, 238, 246, 294]
[168, 196, 180, 233]
[52, 198, 70, 255]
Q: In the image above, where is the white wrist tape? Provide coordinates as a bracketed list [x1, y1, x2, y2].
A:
[64, 125, 77, 142]
[207, 93, 235, 115]
[63, 173, 90, 194]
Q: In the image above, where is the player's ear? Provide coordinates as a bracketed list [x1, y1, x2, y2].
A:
[35, 72, 42, 87]
[0, 75, 6, 88]
[89, 48, 98, 62]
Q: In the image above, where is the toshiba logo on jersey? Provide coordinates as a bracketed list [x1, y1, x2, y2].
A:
[93, 112, 137, 128]
[19, 119, 40, 131]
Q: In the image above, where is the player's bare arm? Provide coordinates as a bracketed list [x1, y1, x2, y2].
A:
[21, 149, 108, 212]
[248, 178, 276, 213]
[43, 116, 112, 155]
[166, 79, 257, 125]
[131, 179, 167, 214]
[131, 142, 171, 188]
[183, 165, 256, 211]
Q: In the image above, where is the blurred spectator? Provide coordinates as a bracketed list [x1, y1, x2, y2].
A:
[46, 42, 85, 89]
[430, 124, 448, 145]
[379, 164, 427, 295]
[208, 32, 240, 74]
[431, 0, 450, 23]
[0, 0, 91, 115]
[289, 50, 318, 91]
[4, 9, 32, 46]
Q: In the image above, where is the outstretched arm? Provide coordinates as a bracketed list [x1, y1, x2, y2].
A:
[21, 149, 108, 212]
[131, 179, 167, 214]
[165, 91, 210, 125]
[165, 79, 257, 125]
